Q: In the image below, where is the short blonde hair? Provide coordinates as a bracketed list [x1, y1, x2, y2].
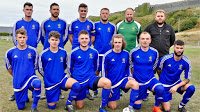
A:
[155, 9, 165, 15]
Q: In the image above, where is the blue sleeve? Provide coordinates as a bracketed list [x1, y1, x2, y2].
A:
[67, 52, 74, 76]
[38, 53, 45, 77]
[40, 21, 45, 46]
[63, 21, 68, 45]
[129, 50, 134, 69]
[153, 50, 159, 71]
[126, 54, 131, 77]
[5, 50, 12, 69]
[157, 57, 163, 71]
[37, 22, 41, 44]
[33, 49, 39, 70]
[102, 55, 108, 77]
[93, 51, 99, 71]
[184, 59, 192, 80]
[12, 22, 17, 46]
[68, 22, 74, 34]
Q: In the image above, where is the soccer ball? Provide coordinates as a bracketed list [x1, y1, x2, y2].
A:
[122, 107, 130, 112]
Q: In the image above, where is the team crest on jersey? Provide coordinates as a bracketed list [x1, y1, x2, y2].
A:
[89, 53, 93, 59]
[28, 53, 31, 58]
[149, 56, 152, 61]
[107, 27, 110, 32]
[132, 27, 135, 31]
[122, 58, 125, 63]
[58, 24, 61, 28]
[60, 56, 63, 62]
[179, 64, 183, 70]
[87, 25, 90, 30]
[32, 25, 35, 29]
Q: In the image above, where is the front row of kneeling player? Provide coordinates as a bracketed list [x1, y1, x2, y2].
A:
[5, 28, 195, 112]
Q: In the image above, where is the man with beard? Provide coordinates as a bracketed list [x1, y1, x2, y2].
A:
[40, 3, 68, 50]
[157, 40, 195, 112]
[10, 2, 40, 102]
[117, 8, 142, 52]
[144, 9, 175, 101]
[93, 7, 116, 87]
[67, 30, 111, 112]
[40, 2, 67, 99]
[144, 10, 175, 59]
[69, 3, 95, 49]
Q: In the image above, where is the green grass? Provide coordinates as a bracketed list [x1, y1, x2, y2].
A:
[0, 38, 200, 112]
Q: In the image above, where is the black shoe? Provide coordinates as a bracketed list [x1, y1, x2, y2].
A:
[178, 106, 189, 112]
[31, 108, 38, 112]
[8, 94, 15, 101]
[86, 93, 94, 100]
[26, 98, 29, 103]
[65, 104, 74, 112]
[60, 92, 64, 99]
[120, 93, 123, 96]
[99, 106, 108, 112]
[93, 91, 98, 98]
[40, 94, 46, 100]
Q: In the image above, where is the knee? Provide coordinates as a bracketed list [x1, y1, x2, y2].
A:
[71, 82, 81, 92]
[103, 78, 111, 88]
[109, 104, 117, 109]
[131, 80, 139, 89]
[187, 85, 195, 93]
[109, 102, 117, 109]
[32, 79, 41, 90]
[76, 104, 83, 109]
[48, 104, 56, 109]
[155, 85, 164, 94]
[133, 104, 142, 110]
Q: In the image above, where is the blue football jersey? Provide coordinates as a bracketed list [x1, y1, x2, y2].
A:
[41, 18, 68, 49]
[38, 47, 67, 88]
[67, 47, 98, 83]
[130, 46, 159, 83]
[102, 49, 131, 85]
[94, 21, 116, 54]
[68, 18, 95, 49]
[157, 53, 191, 85]
[12, 18, 40, 48]
[5, 46, 38, 89]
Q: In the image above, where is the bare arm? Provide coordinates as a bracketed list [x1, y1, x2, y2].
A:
[69, 34, 73, 45]
[91, 36, 95, 45]
[7, 69, 13, 76]
[169, 79, 190, 94]
[157, 70, 162, 77]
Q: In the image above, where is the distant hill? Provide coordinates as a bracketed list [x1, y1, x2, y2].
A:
[88, 7, 200, 32]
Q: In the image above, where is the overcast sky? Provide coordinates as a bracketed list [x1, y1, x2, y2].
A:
[0, 0, 182, 26]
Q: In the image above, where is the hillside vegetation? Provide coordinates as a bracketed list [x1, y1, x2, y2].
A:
[88, 7, 200, 32]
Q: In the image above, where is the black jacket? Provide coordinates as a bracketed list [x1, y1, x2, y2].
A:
[144, 22, 175, 58]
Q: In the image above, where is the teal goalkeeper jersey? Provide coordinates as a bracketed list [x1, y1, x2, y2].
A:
[117, 20, 142, 52]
